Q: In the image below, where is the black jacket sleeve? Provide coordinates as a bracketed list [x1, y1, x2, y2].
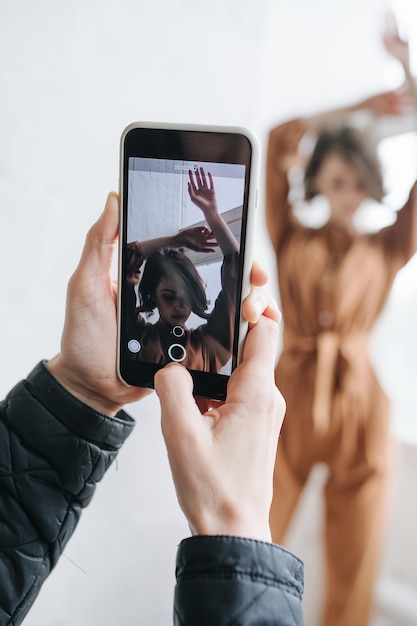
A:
[174, 535, 304, 625]
[0, 361, 135, 626]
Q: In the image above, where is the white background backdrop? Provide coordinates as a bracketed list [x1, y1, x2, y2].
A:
[1, 1, 417, 624]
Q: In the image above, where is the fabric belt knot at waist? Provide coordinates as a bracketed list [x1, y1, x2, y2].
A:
[283, 329, 369, 433]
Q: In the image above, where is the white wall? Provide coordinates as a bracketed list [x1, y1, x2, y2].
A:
[1, 1, 416, 624]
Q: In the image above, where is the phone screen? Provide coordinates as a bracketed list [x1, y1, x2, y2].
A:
[118, 125, 256, 399]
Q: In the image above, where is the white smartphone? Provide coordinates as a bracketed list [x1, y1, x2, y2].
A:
[117, 122, 259, 401]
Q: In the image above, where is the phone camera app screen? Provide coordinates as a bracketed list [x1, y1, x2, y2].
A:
[123, 157, 246, 376]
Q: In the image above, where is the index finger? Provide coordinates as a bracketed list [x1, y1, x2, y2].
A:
[250, 260, 269, 287]
[242, 286, 281, 324]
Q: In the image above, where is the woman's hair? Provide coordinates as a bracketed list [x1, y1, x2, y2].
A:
[304, 126, 385, 202]
[138, 247, 210, 320]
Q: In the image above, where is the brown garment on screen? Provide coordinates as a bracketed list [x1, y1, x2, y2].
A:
[266, 118, 417, 626]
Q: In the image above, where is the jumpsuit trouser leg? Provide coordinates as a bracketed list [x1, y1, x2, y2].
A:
[269, 444, 310, 545]
[269, 393, 393, 626]
[322, 445, 393, 626]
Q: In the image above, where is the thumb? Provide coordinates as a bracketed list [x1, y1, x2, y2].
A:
[155, 364, 202, 442]
[76, 192, 119, 278]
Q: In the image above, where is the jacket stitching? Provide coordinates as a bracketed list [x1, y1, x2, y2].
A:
[226, 586, 269, 625]
[177, 571, 301, 599]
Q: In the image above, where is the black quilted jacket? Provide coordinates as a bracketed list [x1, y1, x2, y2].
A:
[0, 362, 304, 625]
[174, 536, 304, 625]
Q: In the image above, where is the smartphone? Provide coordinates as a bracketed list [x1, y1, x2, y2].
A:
[117, 122, 259, 401]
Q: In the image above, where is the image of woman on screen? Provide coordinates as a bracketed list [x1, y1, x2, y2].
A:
[124, 167, 239, 373]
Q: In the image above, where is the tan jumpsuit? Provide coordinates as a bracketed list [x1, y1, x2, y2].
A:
[266, 119, 417, 626]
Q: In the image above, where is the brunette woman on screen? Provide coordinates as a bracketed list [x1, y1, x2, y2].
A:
[125, 167, 239, 373]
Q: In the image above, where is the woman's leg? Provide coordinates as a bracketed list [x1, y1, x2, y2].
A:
[321, 448, 393, 626]
[270, 444, 310, 544]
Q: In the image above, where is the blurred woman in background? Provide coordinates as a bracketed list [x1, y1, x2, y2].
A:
[266, 15, 417, 626]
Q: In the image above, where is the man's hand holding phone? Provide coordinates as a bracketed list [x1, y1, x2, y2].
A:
[156, 306, 283, 542]
[47, 192, 151, 416]
[47, 192, 280, 416]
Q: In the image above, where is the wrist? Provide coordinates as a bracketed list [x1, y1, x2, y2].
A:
[192, 526, 272, 543]
[190, 512, 272, 543]
[170, 232, 181, 247]
[47, 355, 123, 416]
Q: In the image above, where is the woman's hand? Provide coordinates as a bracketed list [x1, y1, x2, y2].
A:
[188, 167, 239, 256]
[359, 90, 408, 117]
[383, 12, 417, 109]
[188, 168, 219, 221]
[174, 225, 218, 253]
[383, 12, 410, 71]
[126, 241, 143, 285]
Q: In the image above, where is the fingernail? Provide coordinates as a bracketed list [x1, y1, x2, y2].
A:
[252, 298, 264, 317]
